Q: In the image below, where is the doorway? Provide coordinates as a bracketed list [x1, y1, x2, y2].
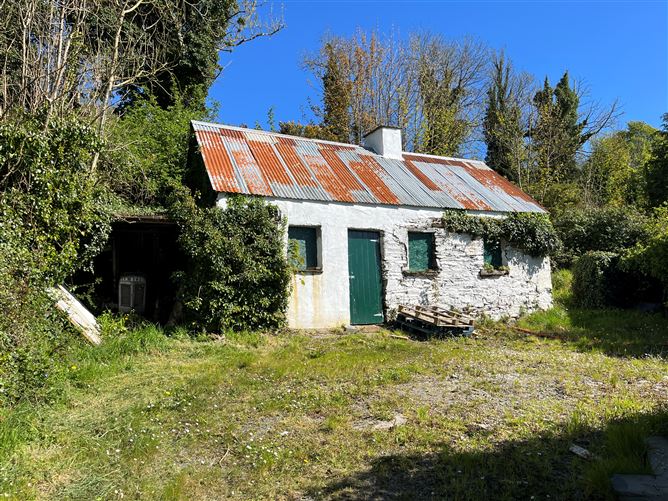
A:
[347, 230, 384, 325]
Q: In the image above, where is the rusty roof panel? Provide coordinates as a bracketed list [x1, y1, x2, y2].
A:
[225, 136, 272, 196]
[191, 121, 545, 213]
[194, 129, 242, 193]
[346, 154, 427, 207]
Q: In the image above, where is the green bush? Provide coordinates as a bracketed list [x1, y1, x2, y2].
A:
[0, 116, 111, 405]
[553, 207, 649, 267]
[168, 188, 291, 332]
[571, 251, 645, 309]
[572, 252, 619, 308]
[622, 205, 668, 304]
[103, 95, 209, 207]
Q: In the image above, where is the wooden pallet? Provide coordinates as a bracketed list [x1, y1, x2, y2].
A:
[395, 304, 474, 338]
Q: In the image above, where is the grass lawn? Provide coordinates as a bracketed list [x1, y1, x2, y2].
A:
[1, 278, 667, 500]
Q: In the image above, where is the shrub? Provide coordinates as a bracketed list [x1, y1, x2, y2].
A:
[572, 251, 644, 309]
[0, 116, 112, 405]
[553, 207, 649, 267]
[622, 205, 668, 304]
[572, 252, 619, 308]
[103, 95, 209, 206]
[168, 188, 291, 332]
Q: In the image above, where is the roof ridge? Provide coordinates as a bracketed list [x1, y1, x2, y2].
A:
[403, 151, 487, 166]
[191, 120, 488, 166]
[191, 120, 366, 150]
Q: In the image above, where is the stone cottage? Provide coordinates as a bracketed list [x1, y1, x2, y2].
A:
[189, 121, 552, 329]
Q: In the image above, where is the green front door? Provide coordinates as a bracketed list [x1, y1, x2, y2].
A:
[348, 230, 383, 325]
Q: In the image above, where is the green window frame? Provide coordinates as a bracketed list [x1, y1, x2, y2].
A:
[288, 226, 319, 271]
[408, 232, 436, 271]
[483, 240, 503, 268]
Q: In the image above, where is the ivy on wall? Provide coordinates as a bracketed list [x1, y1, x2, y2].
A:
[168, 188, 292, 332]
[440, 210, 561, 257]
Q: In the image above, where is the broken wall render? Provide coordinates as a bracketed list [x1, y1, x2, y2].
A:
[217, 194, 553, 329]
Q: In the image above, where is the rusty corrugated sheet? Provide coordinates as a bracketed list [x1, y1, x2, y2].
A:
[192, 121, 545, 213]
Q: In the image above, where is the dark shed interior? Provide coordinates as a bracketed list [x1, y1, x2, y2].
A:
[75, 215, 182, 324]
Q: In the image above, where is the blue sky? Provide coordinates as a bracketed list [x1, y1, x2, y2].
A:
[210, 0, 668, 132]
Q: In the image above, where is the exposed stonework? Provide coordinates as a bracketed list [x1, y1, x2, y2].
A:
[217, 195, 553, 329]
[384, 221, 553, 320]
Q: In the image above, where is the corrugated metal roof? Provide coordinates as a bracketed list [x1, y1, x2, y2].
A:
[192, 121, 545, 213]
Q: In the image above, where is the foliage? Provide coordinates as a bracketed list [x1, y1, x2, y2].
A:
[0, 0, 280, 126]
[168, 188, 291, 332]
[552, 207, 649, 267]
[622, 205, 668, 295]
[304, 30, 487, 154]
[483, 53, 526, 181]
[0, 115, 112, 405]
[120, 0, 237, 110]
[321, 42, 352, 143]
[526, 74, 586, 205]
[278, 121, 337, 141]
[581, 121, 657, 208]
[572, 252, 624, 309]
[104, 94, 209, 206]
[441, 210, 561, 257]
[0, 117, 112, 279]
[645, 113, 668, 208]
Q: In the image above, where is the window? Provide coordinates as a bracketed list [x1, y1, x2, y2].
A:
[288, 226, 320, 271]
[483, 240, 503, 268]
[408, 232, 436, 271]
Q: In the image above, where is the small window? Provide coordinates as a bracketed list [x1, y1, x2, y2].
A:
[288, 226, 320, 270]
[483, 241, 503, 268]
[408, 232, 436, 271]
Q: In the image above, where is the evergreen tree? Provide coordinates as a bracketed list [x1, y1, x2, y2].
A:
[554, 72, 585, 176]
[528, 72, 589, 206]
[321, 43, 352, 143]
[483, 54, 525, 181]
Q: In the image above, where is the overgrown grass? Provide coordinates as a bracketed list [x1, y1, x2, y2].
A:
[0, 302, 665, 500]
[518, 268, 668, 357]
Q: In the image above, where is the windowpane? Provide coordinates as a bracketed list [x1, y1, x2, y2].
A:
[408, 232, 435, 271]
[483, 241, 503, 267]
[288, 226, 318, 270]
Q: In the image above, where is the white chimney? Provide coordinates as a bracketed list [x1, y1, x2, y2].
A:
[363, 126, 403, 160]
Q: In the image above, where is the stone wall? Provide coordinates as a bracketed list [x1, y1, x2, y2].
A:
[217, 194, 553, 328]
[383, 221, 553, 320]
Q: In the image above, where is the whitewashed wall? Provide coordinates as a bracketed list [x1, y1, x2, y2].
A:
[217, 195, 553, 329]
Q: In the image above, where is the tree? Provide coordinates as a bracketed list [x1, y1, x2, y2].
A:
[303, 30, 488, 156]
[0, 0, 280, 131]
[645, 113, 668, 208]
[553, 72, 584, 177]
[321, 42, 352, 142]
[278, 121, 337, 141]
[483, 53, 528, 182]
[581, 121, 657, 207]
[119, 0, 283, 111]
[526, 72, 618, 208]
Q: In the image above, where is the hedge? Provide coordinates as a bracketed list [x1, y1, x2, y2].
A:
[572, 251, 652, 309]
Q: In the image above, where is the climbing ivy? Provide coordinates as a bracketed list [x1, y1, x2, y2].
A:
[168, 188, 292, 332]
[441, 210, 561, 257]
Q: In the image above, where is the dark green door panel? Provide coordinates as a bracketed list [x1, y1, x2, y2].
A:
[348, 230, 383, 325]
